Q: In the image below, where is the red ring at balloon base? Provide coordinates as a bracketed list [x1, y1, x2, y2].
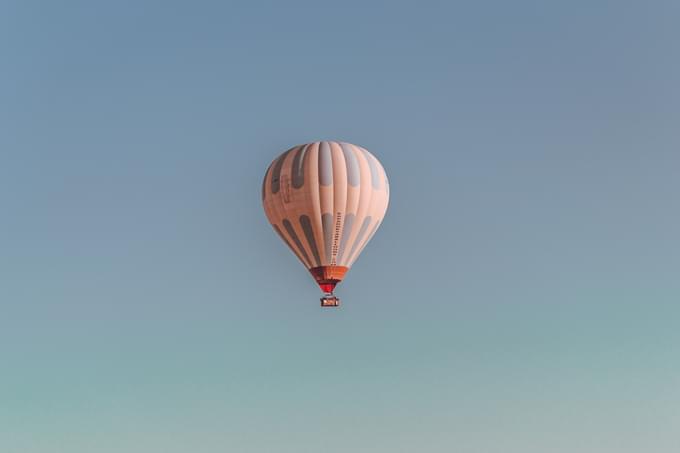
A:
[308, 265, 348, 294]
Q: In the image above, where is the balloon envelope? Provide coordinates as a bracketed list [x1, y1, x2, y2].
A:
[262, 141, 389, 295]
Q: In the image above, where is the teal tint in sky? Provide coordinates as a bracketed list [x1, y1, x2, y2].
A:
[1, 1, 679, 452]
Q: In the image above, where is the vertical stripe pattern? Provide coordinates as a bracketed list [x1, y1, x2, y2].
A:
[263, 141, 389, 270]
[299, 215, 321, 267]
[322, 213, 334, 264]
[282, 218, 311, 267]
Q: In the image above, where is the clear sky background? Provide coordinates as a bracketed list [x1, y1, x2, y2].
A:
[1, 1, 679, 452]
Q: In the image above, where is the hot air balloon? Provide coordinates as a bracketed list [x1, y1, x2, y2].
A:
[262, 141, 389, 307]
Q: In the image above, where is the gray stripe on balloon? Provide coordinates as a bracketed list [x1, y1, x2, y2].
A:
[291, 144, 308, 189]
[282, 218, 311, 267]
[318, 141, 333, 186]
[271, 147, 297, 194]
[299, 215, 321, 267]
[339, 143, 360, 187]
[346, 216, 373, 264]
[336, 213, 355, 264]
[261, 164, 271, 201]
[322, 213, 333, 263]
[360, 148, 381, 190]
[349, 218, 381, 265]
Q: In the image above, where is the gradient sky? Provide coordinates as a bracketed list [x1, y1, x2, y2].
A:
[1, 1, 679, 452]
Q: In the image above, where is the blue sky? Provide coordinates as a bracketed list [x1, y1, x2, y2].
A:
[1, 1, 679, 452]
